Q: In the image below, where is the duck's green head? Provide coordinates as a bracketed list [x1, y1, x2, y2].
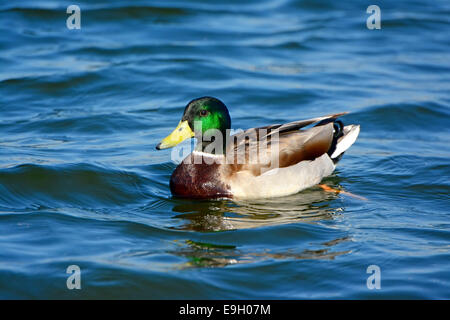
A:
[156, 97, 231, 152]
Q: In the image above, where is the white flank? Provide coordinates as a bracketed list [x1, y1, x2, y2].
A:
[229, 153, 335, 199]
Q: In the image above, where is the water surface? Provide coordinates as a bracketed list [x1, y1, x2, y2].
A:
[0, 0, 449, 299]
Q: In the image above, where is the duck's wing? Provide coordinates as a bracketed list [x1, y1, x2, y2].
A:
[225, 113, 347, 176]
[229, 112, 347, 146]
[263, 112, 348, 138]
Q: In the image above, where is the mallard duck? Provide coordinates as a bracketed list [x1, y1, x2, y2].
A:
[156, 97, 360, 199]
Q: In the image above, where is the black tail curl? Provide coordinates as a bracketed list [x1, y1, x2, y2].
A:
[314, 118, 344, 162]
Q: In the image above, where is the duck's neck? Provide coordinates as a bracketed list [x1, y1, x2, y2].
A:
[195, 131, 229, 155]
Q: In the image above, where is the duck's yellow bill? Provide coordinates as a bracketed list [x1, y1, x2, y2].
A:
[156, 120, 194, 150]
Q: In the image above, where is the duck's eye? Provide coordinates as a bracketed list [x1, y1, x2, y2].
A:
[200, 109, 209, 117]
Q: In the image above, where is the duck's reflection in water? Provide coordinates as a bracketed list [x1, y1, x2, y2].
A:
[168, 185, 352, 268]
[171, 237, 351, 269]
[171, 186, 343, 232]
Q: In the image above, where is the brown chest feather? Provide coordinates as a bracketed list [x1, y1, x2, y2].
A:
[169, 160, 231, 199]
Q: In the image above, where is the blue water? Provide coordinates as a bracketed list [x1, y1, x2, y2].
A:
[0, 0, 449, 299]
